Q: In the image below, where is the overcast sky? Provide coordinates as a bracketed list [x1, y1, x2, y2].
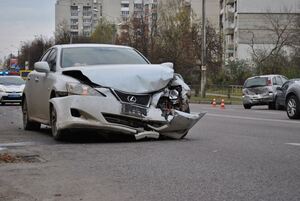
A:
[0, 0, 56, 61]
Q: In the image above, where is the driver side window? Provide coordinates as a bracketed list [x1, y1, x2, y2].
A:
[46, 49, 57, 72]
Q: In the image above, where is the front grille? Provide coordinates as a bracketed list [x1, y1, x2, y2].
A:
[102, 113, 165, 129]
[113, 90, 151, 107]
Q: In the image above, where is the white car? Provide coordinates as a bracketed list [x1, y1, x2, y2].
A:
[22, 44, 205, 140]
[0, 76, 25, 105]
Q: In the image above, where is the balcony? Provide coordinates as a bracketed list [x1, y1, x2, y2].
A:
[224, 22, 235, 35]
[226, 43, 234, 51]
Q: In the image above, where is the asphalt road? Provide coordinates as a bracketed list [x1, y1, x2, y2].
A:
[0, 104, 299, 201]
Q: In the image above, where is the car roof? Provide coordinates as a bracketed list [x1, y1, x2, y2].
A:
[246, 74, 284, 80]
[53, 43, 132, 49]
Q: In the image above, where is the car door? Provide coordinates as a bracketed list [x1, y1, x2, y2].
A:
[32, 48, 58, 122]
[26, 49, 52, 120]
[277, 81, 290, 107]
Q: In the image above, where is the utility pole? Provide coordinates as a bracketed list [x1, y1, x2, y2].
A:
[200, 0, 207, 98]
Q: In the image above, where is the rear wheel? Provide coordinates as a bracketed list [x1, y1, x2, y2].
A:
[22, 97, 40, 130]
[286, 95, 300, 119]
[243, 104, 251, 109]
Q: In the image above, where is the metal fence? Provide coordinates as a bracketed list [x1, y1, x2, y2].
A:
[190, 84, 243, 99]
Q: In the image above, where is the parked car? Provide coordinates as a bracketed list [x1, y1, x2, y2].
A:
[283, 80, 300, 119]
[242, 75, 287, 109]
[0, 76, 25, 105]
[22, 44, 205, 140]
[275, 79, 300, 110]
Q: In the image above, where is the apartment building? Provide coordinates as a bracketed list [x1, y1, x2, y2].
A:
[55, 0, 221, 37]
[220, 0, 300, 61]
[55, 0, 160, 37]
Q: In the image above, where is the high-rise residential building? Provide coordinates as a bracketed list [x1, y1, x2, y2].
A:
[55, 0, 104, 37]
[220, 0, 300, 62]
[55, 0, 160, 37]
[55, 0, 220, 38]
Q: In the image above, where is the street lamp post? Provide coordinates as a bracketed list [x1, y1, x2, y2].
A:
[200, 0, 207, 98]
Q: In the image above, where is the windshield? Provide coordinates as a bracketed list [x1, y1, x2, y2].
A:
[61, 47, 149, 68]
[0, 76, 25, 85]
[244, 77, 268, 88]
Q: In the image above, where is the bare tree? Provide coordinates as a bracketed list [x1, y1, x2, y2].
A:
[249, 9, 298, 74]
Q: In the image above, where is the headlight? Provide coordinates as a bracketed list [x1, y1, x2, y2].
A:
[66, 83, 101, 96]
[169, 89, 179, 100]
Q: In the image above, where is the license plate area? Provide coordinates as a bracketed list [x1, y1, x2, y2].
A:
[121, 104, 147, 117]
[8, 93, 20, 98]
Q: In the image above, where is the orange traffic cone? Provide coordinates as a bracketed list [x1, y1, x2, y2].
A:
[220, 99, 225, 109]
[212, 98, 216, 107]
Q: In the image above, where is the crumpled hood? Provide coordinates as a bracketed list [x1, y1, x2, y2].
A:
[62, 64, 174, 93]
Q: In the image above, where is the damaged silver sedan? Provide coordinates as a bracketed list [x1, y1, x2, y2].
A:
[22, 44, 205, 140]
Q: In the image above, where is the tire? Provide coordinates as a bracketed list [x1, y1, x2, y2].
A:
[286, 95, 300, 119]
[275, 98, 284, 110]
[268, 102, 276, 110]
[243, 104, 251, 109]
[275, 98, 280, 110]
[50, 105, 67, 140]
[22, 97, 41, 130]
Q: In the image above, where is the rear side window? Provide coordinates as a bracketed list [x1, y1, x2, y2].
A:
[275, 76, 283, 85]
[244, 77, 268, 88]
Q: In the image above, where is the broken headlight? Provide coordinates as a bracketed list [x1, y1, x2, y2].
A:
[66, 83, 101, 96]
[169, 89, 179, 100]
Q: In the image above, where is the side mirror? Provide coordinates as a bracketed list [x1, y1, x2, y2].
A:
[161, 62, 174, 69]
[276, 86, 282, 91]
[34, 62, 50, 73]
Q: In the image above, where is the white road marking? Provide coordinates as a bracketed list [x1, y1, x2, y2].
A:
[207, 113, 300, 125]
[0, 142, 36, 147]
[0, 147, 7, 151]
[285, 143, 300, 146]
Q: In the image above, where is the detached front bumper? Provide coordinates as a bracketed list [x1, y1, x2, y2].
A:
[50, 96, 205, 139]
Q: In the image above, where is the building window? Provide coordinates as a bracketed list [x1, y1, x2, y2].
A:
[121, 11, 130, 17]
[83, 25, 91, 30]
[134, 3, 143, 9]
[71, 19, 78, 24]
[83, 19, 91, 23]
[83, 6, 92, 16]
[70, 6, 78, 16]
[70, 25, 78, 30]
[121, 3, 129, 8]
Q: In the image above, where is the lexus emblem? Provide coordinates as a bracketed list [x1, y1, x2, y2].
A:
[127, 96, 137, 103]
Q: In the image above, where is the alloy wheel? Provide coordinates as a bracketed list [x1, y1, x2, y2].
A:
[287, 98, 297, 117]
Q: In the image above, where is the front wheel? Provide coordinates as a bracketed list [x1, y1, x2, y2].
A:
[244, 104, 251, 109]
[50, 105, 67, 140]
[22, 97, 40, 130]
[286, 95, 300, 119]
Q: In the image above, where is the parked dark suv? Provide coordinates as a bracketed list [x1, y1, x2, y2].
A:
[242, 75, 287, 109]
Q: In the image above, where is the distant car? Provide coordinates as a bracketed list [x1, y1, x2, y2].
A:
[283, 80, 300, 119]
[0, 76, 25, 105]
[242, 75, 287, 109]
[275, 79, 300, 110]
[22, 44, 205, 140]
